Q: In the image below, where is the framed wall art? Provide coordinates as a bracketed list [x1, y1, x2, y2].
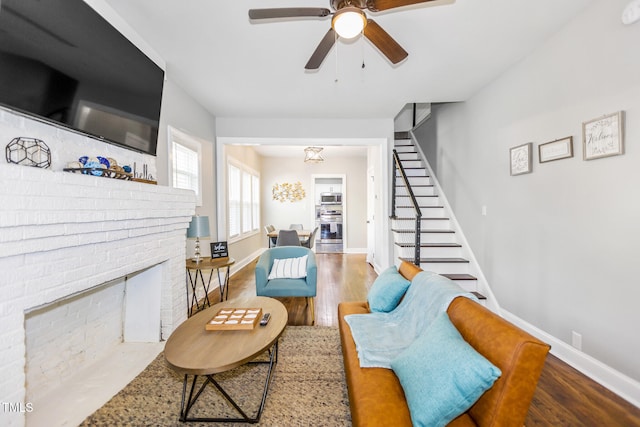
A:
[510, 142, 533, 176]
[538, 136, 573, 163]
[582, 111, 624, 160]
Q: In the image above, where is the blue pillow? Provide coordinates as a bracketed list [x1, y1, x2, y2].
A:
[390, 313, 501, 427]
[367, 266, 411, 312]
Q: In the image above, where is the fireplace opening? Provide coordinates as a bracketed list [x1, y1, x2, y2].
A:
[24, 263, 163, 422]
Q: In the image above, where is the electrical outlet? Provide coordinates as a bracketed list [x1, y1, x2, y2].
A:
[571, 331, 582, 351]
[481, 205, 487, 216]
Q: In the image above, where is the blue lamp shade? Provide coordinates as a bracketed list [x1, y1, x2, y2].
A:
[187, 216, 210, 239]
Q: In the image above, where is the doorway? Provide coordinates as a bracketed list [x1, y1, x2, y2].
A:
[313, 175, 346, 253]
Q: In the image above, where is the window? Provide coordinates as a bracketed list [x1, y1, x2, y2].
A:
[168, 127, 202, 206]
[227, 159, 260, 240]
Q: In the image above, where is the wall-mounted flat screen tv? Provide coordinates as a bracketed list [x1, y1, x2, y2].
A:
[0, 0, 164, 155]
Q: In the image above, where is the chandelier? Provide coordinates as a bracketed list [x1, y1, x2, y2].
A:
[304, 146, 324, 163]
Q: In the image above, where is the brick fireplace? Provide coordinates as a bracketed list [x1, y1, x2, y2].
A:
[0, 163, 195, 426]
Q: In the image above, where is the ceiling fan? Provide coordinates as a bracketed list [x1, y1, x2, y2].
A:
[248, 0, 437, 70]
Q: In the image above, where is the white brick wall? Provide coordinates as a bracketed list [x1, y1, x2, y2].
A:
[0, 161, 195, 426]
[0, 106, 157, 178]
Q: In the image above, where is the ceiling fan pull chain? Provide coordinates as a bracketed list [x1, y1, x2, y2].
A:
[335, 32, 340, 83]
[361, 35, 366, 69]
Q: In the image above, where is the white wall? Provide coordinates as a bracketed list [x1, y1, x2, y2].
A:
[157, 78, 217, 257]
[414, 0, 640, 400]
[261, 155, 368, 250]
[216, 117, 395, 267]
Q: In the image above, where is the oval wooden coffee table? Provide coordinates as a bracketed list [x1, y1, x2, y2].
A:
[165, 296, 287, 423]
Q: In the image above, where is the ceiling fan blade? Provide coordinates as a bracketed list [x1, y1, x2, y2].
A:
[249, 8, 331, 20]
[363, 19, 408, 64]
[366, 0, 437, 12]
[305, 28, 337, 70]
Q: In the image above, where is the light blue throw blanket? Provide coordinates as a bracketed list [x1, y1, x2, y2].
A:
[345, 271, 477, 368]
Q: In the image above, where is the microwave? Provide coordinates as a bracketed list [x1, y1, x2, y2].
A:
[320, 192, 342, 205]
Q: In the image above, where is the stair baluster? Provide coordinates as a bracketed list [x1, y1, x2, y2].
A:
[391, 149, 421, 266]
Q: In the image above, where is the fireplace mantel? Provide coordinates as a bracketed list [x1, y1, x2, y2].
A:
[0, 163, 195, 427]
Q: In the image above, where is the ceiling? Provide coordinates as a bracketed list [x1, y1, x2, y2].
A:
[103, 0, 593, 122]
[252, 144, 368, 159]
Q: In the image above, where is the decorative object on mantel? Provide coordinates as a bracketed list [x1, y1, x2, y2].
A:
[272, 181, 306, 202]
[187, 215, 211, 263]
[538, 136, 573, 163]
[5, 137, 51, 168]
[509, 142, 533, 176]
[582, 111, 624, 160]
[304, 146, 324, 163]
[64, 155, 133, 179]
[131, 161, 157, 184]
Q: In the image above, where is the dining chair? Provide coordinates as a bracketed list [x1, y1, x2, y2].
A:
[301, 226, 319, 249]
[264, 225, 277, 247]
[276, 229, 301, 246]
[289, 224, 303, 230]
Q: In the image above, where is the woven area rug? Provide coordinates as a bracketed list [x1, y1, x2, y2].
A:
[81, 326, 351, 426]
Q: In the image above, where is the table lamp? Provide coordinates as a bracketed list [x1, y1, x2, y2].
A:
[187, 215, 210, 263]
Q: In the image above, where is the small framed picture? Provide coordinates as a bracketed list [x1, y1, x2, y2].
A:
[582, 111, 624, 160]
[539, 136, 573, 163]
[510, 143, 533, 176]
[210, 241, 229, 259]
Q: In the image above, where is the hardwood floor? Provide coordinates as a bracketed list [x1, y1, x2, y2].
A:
[203, 253, 640, 426]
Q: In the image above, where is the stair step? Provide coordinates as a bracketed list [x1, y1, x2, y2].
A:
[395, 243, 462, 248]
[396, 205, 445, 209]
[395, 197, 440, 206]
[441, 274, 477, 280]
[392, 229, 455, 234]
[392, 216, 449, 220]
[401, 257, 470, 263]
[397, 169, 428, 177]
[399, 176, 431, 183]
[399, 161, 423, 168]
[470, 291, 487, 300]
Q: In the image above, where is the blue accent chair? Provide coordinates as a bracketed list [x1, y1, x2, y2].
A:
[255, 246, 317, 324]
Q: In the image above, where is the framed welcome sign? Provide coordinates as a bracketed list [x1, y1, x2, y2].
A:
[210, 241, 229, 259]
[582, 111, 624, 160]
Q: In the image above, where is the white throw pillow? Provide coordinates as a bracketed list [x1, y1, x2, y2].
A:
[268, 255, 308, 279]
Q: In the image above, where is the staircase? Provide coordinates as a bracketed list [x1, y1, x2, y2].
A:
[391, 133, 487, 303]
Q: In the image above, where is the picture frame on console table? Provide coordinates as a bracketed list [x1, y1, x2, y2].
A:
[539, 136, 573, 163]
[510, 142, 533, 176]
[210, 241, 229, 259]
[582, 111, 624, 160]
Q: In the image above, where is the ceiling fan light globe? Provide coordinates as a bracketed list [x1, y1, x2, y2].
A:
[332, 7, 367, 39]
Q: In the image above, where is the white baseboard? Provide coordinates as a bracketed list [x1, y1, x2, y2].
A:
[343, 247, 367, 254]
[501, 310, 640, 408]
[205, 248, 264, 290]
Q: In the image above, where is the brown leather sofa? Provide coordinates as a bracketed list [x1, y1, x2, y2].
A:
[338, 261, 550, 427]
